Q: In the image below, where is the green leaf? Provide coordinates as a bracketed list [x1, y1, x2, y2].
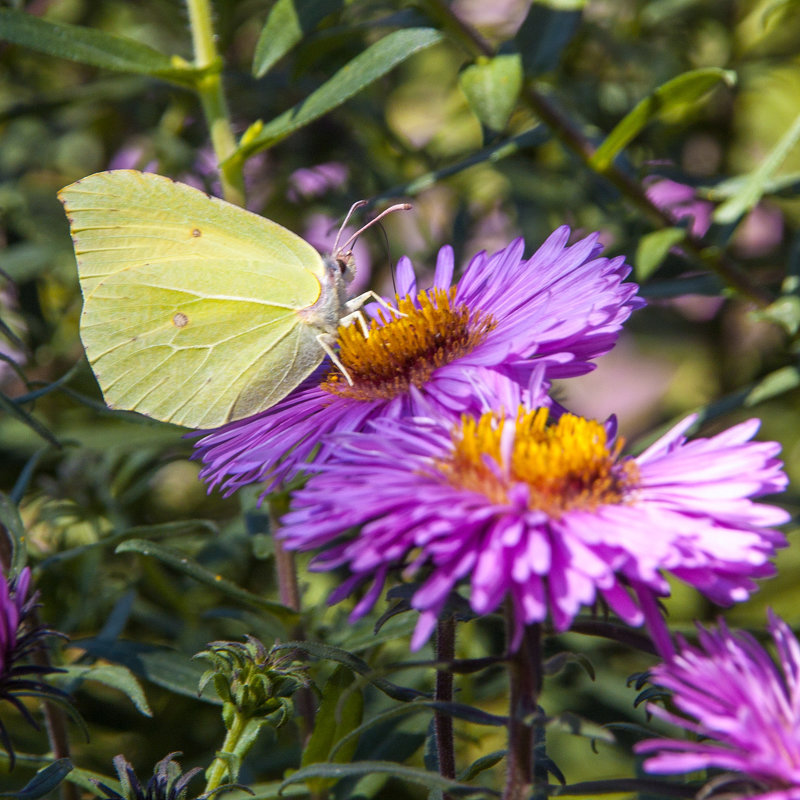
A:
[590, 68, 736, 172]
[252, 0, 344, 78]
[0, 759, 73, 799]
[301, 666, 364, 793]
[515, 2, 582, 75]
[759, 295, 800, 336]
[233, 27, 443, 160]
[115, 539, 299, 624]
[0, 492, 27, 574]
[280, 761, 496, 797]
[60, 664, 152, 717]
[73, 637, 221, 702]
[272, 641, 424, 702]
[459, 54, 523, 132]
[714, 110, 800, 224]
[458, 751, 506, 782]
[744, 365, 800, 407]
[0, 9, 203, 85]
[634, 227, 687, 281]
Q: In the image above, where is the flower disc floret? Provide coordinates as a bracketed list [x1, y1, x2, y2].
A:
[281, 411, 788, 652]
[437, 409, 638, 517]
[195, 229, 643, 495]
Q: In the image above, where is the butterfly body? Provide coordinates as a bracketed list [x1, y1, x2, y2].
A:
[60, 170, 357, 429]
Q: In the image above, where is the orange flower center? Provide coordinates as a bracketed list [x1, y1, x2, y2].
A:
[322, 287, 495, 401]
[435, 408, 640, 517]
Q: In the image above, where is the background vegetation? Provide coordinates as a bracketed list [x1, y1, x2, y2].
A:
[1, 0, 799, 797]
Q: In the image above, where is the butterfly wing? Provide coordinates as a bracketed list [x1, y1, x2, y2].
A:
[60, 170, 328, 428]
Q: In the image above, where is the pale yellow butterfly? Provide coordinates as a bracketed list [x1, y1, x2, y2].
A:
[59, 170, 407, 429]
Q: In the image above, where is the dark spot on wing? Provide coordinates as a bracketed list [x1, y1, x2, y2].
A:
[192, 228, 202, 238]
[173, 312, 189, 328]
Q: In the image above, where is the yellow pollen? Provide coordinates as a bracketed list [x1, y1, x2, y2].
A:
[322, 287, 495, 401]
[435, 408, 640, 517]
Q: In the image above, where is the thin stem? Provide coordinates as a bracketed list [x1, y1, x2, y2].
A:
[435, 615, 456, 797]
[204, 711, 247, 792]
[503, 616, 542, 800]
[268, 499, 316, 739]
[184, 0, 245, 205]
[424, 0, 774, 307]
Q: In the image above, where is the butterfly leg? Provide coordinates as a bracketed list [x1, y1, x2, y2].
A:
[316, 332, 355, 385]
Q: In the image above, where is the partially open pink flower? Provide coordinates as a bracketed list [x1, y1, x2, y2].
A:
[637, 612, 800, 800]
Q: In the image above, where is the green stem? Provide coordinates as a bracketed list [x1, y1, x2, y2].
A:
[204, 711, 247, 792]
[424, 0, 773, 307]
[184, 0, 245, 205]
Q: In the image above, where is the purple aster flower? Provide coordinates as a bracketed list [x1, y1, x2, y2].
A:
[645, 178, 713, 238]
[288, 162, 348, 202]
[194, 228, 643, 495]
[636, 612, 800, 800]
[0, 567, 68, 767]
[280, 408, 788, 652]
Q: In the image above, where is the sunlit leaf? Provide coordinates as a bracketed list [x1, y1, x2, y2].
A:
[233, 27, 443, 160]
[459, 54, 523, 132]
[0, 10, 203, 85]
[635, 227, 687, 281]
[590, 68, 736, 171]
[714, 110, 800, 224]
[60, 664, 152, 717]
[252, 0, 344, 77]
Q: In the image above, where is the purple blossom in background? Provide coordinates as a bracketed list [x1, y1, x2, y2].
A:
[288, 162, 348, 202]
[645, 178, 713, 238]
[637, 612, 800, 800]
[195, 229, 643, 495]
[280, 411, 788, 652]
[0, 567, 67, 766]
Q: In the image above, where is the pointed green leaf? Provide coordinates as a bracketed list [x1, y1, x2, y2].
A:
[0, 9, 203, 85]
[0, 759, 73, 799]
[635, 227, 687, 281]
[459, 54, 523, 132]
[272, 641, 424, 702]
[115, 539, 298, 624]
[252, 0, 344, 77]
[515, 2, 582, 75]
[301, 666, 364, 793]
[73, 637, 221, 702]
[0, 492, 27, 574]
[745, 365, 800, 406]
[234, 27, 443, 160]
[60, 664, 152, 717]
[280, 761, 496, 797]
[590, 68, 736, 171]
[714, 110, 800, 224]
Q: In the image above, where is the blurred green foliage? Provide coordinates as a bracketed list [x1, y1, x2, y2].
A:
[1, 0, 799, 797]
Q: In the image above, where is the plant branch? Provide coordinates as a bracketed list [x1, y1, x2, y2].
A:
[435, 615, 456, 798]
[185, 0, 245, 205]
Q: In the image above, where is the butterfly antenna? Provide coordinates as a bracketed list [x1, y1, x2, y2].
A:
[333, 200, 368, 254]
[336, 203, 412, 255]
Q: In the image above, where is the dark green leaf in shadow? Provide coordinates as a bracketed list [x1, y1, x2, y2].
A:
[280, 761, 498, 797]
[0, 759, 73, 799]
[301, 666, 363, 793]
[115, 539, 299, 624]
[635, 227, 686, 281]
[458, 750, 506, 783]
[0, 9, 204, 86]
[59, 664, 152, 717]
[0, 492, 27, 573]
[0, 392, 61, 448]
[272, 641, 425, 702]
[515, 2, 582, 75]
[590, 68, 736, 172]
[252, 0, 344, 77]
[234, 27, 443, 160]
[72, 638, 220, 703]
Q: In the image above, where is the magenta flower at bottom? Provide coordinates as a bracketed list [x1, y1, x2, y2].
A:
[636, 612, 800, 800]
[281, 409, 789, 652]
